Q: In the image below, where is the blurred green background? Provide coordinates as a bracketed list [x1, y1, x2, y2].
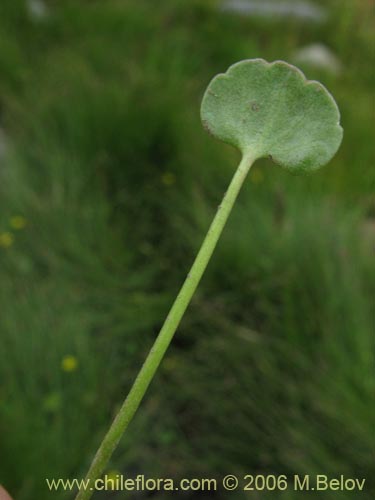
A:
[0, 0, 374, 498]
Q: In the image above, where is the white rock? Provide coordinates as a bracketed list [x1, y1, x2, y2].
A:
[27, 0, 49, 20]
[220, 0, 327, 23]
[294, 43, 342, 74]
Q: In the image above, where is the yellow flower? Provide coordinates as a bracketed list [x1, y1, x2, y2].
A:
[61, 355, 78, 373]
[10, 215, 27, 230]
[161, 172, 176, 186]
[0, 232, 14, 248]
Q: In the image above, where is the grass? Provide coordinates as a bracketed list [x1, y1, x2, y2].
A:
[0, 1, 374, 499]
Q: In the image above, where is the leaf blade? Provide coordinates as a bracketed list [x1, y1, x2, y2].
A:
[201, 59, 343, 173]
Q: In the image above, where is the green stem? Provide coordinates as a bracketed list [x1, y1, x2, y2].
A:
[75, 152, 254, 500]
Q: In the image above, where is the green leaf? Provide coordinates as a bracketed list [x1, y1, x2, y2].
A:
[201, 59, 343, 173]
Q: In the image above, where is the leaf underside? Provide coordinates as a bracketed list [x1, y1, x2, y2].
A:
[201, 59, 343, 173]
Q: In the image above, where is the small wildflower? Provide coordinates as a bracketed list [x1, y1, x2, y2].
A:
[0, 232, 14, 248]
[61, 355, 78, 373]
[10, 215, 27, 230]
[161, 172, 176, 186]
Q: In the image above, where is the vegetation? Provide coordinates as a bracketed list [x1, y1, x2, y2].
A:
[0, 1, 373, 499]
[76, 57, 344, 499]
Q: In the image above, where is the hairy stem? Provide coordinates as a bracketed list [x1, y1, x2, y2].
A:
[75, 152, 254, 499]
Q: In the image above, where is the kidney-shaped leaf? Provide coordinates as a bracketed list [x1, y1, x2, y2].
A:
[201, 59, 343, 173]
